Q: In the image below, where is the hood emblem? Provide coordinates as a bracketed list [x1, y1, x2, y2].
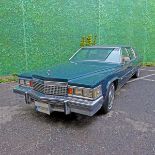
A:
[47, 70, 52, 75]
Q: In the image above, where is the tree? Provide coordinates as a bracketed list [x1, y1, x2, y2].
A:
[80, 34, 97, 47]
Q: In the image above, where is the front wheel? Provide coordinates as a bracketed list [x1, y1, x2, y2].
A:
[99, 83, 115, 114]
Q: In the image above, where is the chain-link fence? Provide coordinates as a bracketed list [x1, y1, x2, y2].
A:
[0, 0, 155, 75]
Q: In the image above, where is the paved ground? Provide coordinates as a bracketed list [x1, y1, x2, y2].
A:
[0, 67, 155, 155]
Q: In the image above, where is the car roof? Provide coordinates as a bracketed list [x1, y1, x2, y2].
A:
[83, 45, 131, 49]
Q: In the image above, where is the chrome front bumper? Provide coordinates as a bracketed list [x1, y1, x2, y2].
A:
[13, 86, 104, 116]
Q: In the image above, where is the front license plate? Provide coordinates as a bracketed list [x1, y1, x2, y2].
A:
[35, 101, 50, 115]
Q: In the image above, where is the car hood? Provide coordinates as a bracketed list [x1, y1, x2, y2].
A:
[20, 62, 121, 87]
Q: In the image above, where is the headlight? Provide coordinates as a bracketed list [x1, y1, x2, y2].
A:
[19, 78, 32, 87]
[83, 88, 93, 98]
[68, 85, 102, 100]
[74, 87, 83, 96]
[19, 79, 25, 85]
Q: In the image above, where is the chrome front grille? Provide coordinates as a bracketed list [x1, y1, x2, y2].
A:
[32, 80, 68, 96]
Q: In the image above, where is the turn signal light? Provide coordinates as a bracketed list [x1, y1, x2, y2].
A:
[29, 81, 33, 87]
[68, 88, 73, 94]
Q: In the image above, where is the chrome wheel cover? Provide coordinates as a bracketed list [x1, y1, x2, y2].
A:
[137, 69, 140, 77]
[108, 84, 115, 110]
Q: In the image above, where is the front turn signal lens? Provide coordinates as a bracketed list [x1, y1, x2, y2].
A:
[68, 88, 73, 95]
[29, 81, 33, 87]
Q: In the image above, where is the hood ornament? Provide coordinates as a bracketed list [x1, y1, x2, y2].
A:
[47, 70, 52, 75]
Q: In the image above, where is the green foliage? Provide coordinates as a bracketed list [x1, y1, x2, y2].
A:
[86, 35, 93, 46]
[143, 62, 155, 67]
[80, 36, 87, 47]
[80, 34, 97, 47]
[0, 75, 18, 83]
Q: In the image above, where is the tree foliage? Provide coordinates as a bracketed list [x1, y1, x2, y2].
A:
[80, 34, 97, 47]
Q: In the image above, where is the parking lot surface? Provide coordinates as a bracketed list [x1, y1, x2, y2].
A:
[0, 67, 155, 155]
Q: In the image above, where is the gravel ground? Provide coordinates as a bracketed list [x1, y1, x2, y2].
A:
[0, 67, 155, 155]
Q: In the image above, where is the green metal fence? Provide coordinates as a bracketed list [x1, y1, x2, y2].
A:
[0, 0, 155, 75]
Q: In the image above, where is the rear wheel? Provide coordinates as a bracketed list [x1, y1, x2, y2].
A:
[133, 68, 140, 78]
[100, 83, 115, 114]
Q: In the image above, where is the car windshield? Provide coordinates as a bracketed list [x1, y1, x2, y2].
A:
[70, 48, 121, 63]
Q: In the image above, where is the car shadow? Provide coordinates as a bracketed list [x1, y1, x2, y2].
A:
[28, 108, 99, 128]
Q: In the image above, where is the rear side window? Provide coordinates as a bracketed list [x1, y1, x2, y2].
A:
[127, 48, 136, 60]
[121, 48, 129, 57]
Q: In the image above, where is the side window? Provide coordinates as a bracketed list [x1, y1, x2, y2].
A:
[127, 48, 136, 60]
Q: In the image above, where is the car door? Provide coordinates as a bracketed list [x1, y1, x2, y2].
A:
[120, 47, 133, 85]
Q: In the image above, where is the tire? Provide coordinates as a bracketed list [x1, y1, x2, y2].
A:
[132, 68, 140, 78]
[99, 83, 115, 114]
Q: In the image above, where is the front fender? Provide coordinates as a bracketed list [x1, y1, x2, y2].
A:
[106, 77, 119, 90]
[101, 76, 119, 98]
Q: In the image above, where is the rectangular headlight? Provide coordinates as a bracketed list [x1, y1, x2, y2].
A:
[74, 87, 83, 96]
[19, 79, 25, 85]
[83, 88, 93, 98]
[19, 78, 32, 87]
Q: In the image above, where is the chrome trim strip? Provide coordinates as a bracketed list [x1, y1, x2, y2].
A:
[69, 48, 82, 61]
[120, 68, 135, 79]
